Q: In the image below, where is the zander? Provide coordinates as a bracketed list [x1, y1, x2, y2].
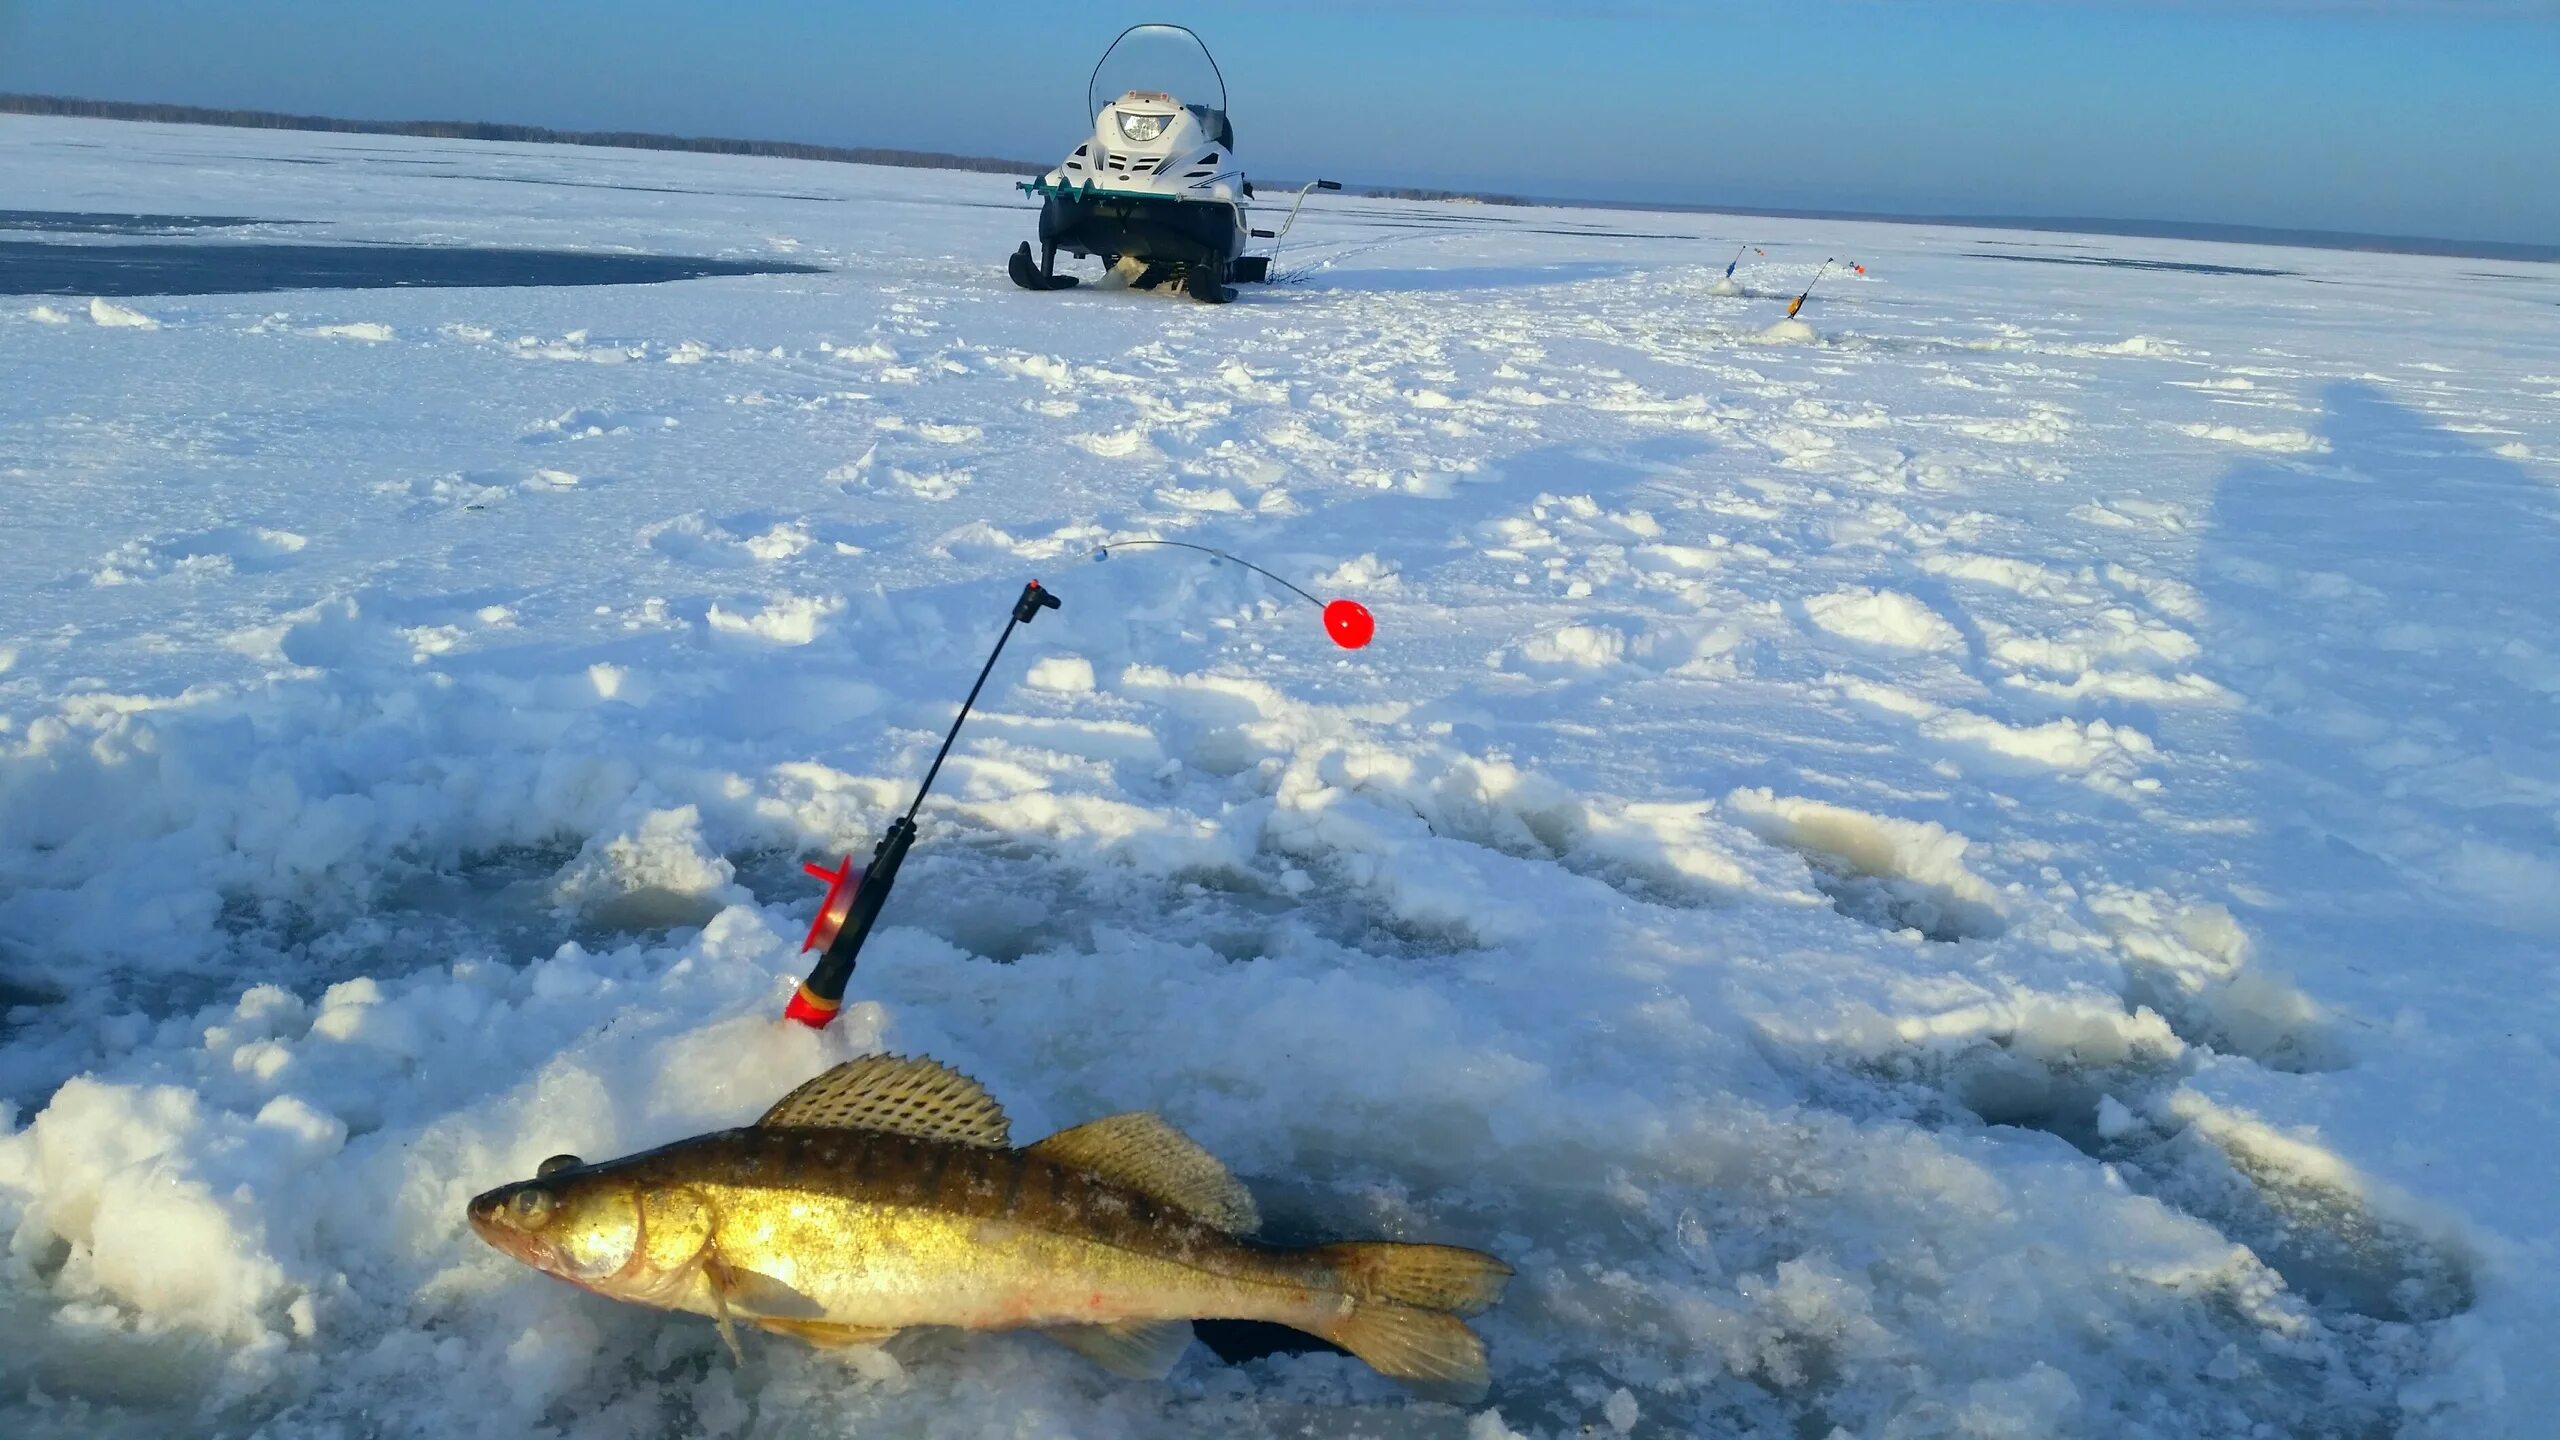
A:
[467, 1055, 1511, 1398]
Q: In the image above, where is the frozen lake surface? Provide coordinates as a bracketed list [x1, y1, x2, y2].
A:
[1, 116, 2557, 1438]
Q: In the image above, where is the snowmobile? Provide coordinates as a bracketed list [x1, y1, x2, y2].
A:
[1009, 23, 1336, 304]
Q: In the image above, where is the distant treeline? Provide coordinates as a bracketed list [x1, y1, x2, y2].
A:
[1361, 186, 1529, 206]
[0, 93, 1041, 175]
[0, 93, 1534, 206]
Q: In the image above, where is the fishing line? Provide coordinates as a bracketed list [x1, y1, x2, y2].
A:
[784, 538, 1380, 1027]
[1091, 538, 1375, 648]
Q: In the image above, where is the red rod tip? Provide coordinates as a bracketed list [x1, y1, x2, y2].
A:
[1323, 599, 1375, 650]
[783, 986, 841, 1030]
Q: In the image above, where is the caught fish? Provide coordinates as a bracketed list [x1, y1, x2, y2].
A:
[467, 1054, 1512, 1398]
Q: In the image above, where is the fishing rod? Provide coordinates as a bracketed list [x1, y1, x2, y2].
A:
[1091, 538, 1374, 648]
[1725, 244, 1763, 280]
[785, 578, 1062, 1029]
[1787, 258, 1834, 320]
[784, 541, 1374, 1026]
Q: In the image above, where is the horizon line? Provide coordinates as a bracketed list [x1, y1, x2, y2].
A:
[4, 92, 2551, 267]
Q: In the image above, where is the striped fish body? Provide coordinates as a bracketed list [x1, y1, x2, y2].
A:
[631, 1127, 1339, 1333]
[468, 1055, 1510, 1397]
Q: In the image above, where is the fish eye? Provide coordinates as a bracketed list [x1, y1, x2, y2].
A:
[537, 1154, 582, 1178]
[511, 1188, 557, 1226]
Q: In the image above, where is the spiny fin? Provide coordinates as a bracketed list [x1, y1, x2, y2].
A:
[712, 1260, 825, 1320]
[1315, 1303, 1491, 1404]
[1039, 1319, 1194, 1380]
[1027, 1113, 1259, 1234]
[1309, 1241, 1513, 1316]
[757, 1054, 1010, 1147]
[752, 1317, 897, 1350]
[700, 1273, 745, 1365]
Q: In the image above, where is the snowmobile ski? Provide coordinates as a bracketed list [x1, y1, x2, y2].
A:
[1008, 242, 1081, 292]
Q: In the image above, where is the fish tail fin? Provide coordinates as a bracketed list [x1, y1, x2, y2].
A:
[1310, 1301, 1490, 1403]
[1298, 1242, 1512, 1401]
[1310, 1241, 1513, 1316]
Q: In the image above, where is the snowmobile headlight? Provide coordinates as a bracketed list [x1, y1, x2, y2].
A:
[1115, 111, 1171, 144]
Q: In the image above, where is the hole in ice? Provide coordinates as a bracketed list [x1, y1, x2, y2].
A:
[1950, 1063, 2116, 1158]
[0, 1288, 232, 1426]
[1803, 863, 2000, 944]
[744, 841, 1442, 970]
[2120, 966, 2348, 1074]
[2134, 1120, 2478, 1324]
[1723, 792, 2007, 944]
[574, 886, 724, 935]
[1923, 1046, 2473, 1324]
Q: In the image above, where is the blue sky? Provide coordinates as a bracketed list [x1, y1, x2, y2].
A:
[2, 0, 2553, 242]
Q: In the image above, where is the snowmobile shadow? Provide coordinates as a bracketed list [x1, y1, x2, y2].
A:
[0, 239, 823, 298]
[2198, 382, 2560, 1008]
[1480, 434, 1720, 501]
[1295, 261, 1638, 294]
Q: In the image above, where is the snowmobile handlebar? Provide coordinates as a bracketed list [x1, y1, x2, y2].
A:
[1265, 179, 1344, 254]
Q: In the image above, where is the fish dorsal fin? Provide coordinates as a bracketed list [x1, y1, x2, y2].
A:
[756, 1055, 1010, 1147]
[1027, 1112, 1260, 1234]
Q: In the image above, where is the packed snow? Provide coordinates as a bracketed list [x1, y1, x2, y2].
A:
[2, 116, 2558, 1439]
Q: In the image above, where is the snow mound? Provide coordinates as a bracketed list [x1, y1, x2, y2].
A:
[1750, 318, 1818, 345]
[1803, 586, 1965, 653]
[1517, 621, 1628, 668]
[1023, 654, 1097, 693]
[705, 592, 843, 644]
[88, 298, 159, 328]
[2176, 422, 2329, 453]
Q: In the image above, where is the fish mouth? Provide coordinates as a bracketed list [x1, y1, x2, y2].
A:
[466, 1184, 545, 1267]
[466, 1188, 509, 1244]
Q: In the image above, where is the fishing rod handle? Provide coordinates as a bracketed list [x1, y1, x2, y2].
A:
[1014, 579, 1062, 623]
[785, 817, 917, 1027]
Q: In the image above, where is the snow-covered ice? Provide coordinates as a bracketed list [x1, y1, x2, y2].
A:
[2, 117, 2558, 1438]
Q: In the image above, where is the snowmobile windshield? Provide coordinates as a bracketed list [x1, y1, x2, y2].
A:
[1088, 24, 1226, 119]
